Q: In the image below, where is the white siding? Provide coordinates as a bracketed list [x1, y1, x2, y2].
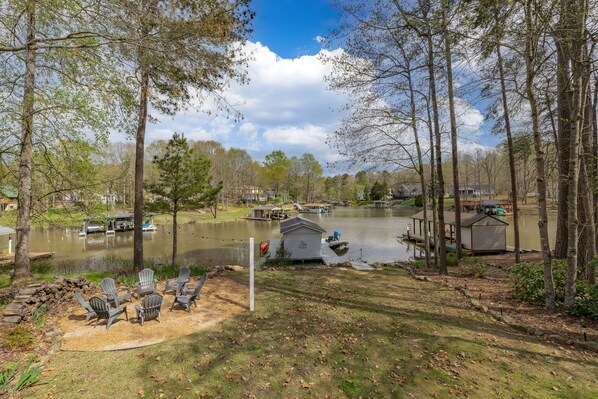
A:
[461, 227, 472, 250]
[284, 227, 322, 260]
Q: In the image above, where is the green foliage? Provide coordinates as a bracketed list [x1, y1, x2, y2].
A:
[268, 240, 293, 266]
[459, 258, 487, 278]
[414, 194, 423, 207]
[147, 133, 221, 212]
[569, 282, 598, 319]
[446, 253, 459, 267]
[14, 360, 42, 391]
[509, 260, 567, 305]
[31, 304, 49, 330]
[30, 259, 53, 275]
[0, 362, 19, 393]
[411, 260, 425, 269]
[370, 181, 388, 200]
[0, 274, 10, 289]
[189, 265, 209, 277]
[2, 325, 34, 350]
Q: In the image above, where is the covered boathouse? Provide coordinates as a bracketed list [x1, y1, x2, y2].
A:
[279, 216, 326, 260]
[409, 210, 508, 254]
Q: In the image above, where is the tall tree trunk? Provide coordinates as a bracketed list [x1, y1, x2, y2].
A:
[590, 76, 598, 284]
[427, 99, 439, 269]
[524, 0, 555, 311]
[405, 56, 430, 268]
[442, 0, 461, 258]
[134, 66, 149, 272]
[554, 2, 573, 260]
[172, 203, 178, 264]
[426, 27, 447, 275]
[496, 44, 521, 263]
[564, 0, 588, 310]
[14, 2, 37, 284]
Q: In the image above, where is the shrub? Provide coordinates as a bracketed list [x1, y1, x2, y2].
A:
[2, 325, 34, 350]
[30, 259, 53, 275]
[446, 253, 459, 267]
[414, 194, 423, 207]
[459, 259, 487, 278]
[188, 264, 209, 276]
[411, 260, 425, 269]
[570, 282, 598, 319]
[508, 260, 567, 306]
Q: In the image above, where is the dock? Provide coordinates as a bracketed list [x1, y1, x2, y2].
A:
[0, 252, 54, 266]
[320, 243, 338, 265]
[505, 246, 538, 254]
[328, 240, 349, 250]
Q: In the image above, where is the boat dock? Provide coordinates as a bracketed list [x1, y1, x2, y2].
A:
[328, 240, 348, 250]
[0, 252, 54, 266]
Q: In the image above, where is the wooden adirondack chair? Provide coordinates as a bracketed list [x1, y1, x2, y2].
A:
[171, 273, 207, 312]
[100, 278, 132, 307]
[163, 267, 191, 295]
[75, 291, 96, 323]
[135, 294, 163, 326]
[89, 296, 128, 330]
[135, 268, 158, 300]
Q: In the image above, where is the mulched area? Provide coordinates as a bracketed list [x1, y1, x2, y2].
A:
[416, 252, 598, 344]
[57, 275, 248, 351]
[0, 274, 248, 365]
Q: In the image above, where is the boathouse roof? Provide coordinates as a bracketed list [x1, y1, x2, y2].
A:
[410, 210, 508, 227]
[280, 216, 326, 234]
[0, 225, 16, 235]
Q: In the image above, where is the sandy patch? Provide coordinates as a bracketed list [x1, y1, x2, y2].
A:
[56, 276, 248, 351]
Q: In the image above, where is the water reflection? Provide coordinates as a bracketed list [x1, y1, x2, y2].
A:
[29, 207, 555, 272]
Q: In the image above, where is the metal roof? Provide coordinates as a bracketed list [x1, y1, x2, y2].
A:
[410, 210, 508, 227]
[280, 216, 326, 234]
[0, 186, 17, 198]
[0, 225, 16, 235]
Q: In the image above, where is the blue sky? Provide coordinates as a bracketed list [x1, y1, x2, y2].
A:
[251, 0, 338, 58]
[135, 0, 495, 173]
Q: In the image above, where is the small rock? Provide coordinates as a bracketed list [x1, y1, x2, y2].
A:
[500, 315, 516, 325]
[579, 341, 598, 352]
[224, 265, 244, 272]
[0, 315, 22, 324]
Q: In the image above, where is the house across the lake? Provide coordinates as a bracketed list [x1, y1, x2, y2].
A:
[410, 210, 508, 254]
[0, 186, 18, 212]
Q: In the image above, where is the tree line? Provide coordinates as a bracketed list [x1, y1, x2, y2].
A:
[0, 0, 253, 281]
[325, 0, 597, 311]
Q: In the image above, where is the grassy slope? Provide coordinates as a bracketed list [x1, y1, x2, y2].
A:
[25, 268, 598, 398]
[0, 207, 251, 229]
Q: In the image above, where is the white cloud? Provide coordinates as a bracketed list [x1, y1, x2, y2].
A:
[108, 40, 493, 172]
[314, 35, 326, 43]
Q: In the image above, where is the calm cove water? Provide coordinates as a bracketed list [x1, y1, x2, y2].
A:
[26, 207, 555, 271]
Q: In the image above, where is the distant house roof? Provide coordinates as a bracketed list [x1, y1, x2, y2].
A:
[482, 200, 511, 206]
[0, 186, 17, 199]
[410, 210, 508, 227]
[280, 216, 326, 234]
[0, 225, 16, 235]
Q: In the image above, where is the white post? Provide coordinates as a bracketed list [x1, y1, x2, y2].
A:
[8, 234, 12, 254]
[249, 237, 254, 312]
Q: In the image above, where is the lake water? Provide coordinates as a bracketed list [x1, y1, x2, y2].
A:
[26, 207, 555, 271]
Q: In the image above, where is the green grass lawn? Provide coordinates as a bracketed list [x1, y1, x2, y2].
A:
[22, 267, 598, 398]
[0, 206, 251, 229]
